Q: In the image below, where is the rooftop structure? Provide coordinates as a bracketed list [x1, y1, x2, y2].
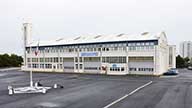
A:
[28, 32, 162, 47]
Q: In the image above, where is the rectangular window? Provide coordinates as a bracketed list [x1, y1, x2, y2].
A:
[40, 64, 44, 68]
[40, 58, 43, 62]
[54, 57, 58, 63]
[75, 64, 78, 69]
[149, 42, 154, 45]
[146, 42, 150, 46]
[79, 57, 83, 62]
[121, 67, 124, 71]
[129, 68, 137, 71]
[27, 58, 31, 62]
[60, 58, 63, 62]
[136, 43, 141, 46]
[28, 64, 31, 68]
[75, 57, 78, 62]
[79, 64, 83, 69]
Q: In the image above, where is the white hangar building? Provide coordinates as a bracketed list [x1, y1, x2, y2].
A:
[22, 23, 176, 75]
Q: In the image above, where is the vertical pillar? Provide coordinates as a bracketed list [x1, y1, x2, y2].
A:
[77, 48, 80, 73]
[100, 45, 103, 74]
[58, 47, 60, 70]
[126, 46, 129, 74]
[23, 23, 32, 67]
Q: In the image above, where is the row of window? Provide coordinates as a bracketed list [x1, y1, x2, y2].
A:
[75, 57, 83, 62]
[128, 46, 154, 51]
[102, 57, 126, 63]
[28, 57, 74, 63]
[110, 67, 125, 71]
[84, 67, 99, 70]
[75, 64, 83, 69]
[28, 57, 127, 63]
[27, 42, 156, 54]
[129, 57, 153, 61]
[129, 67, 154, 72]
[138, 68, 154, 72]
[28, 63, 64, 69]
[28, 63, 153, 72]
[64, 66, 74, 69]
[67, 66, 100, 70]
[27, 47, 127, 54]
[28, 46, 154, 54]
[84, 57, 100, 62]
[28, 58, 59, 63]
[28, 64, 52, 69]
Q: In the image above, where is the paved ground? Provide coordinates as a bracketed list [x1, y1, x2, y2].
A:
[0, 69, 192, 108]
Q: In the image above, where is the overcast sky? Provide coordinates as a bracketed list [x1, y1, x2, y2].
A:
[2, 0, 192, 55]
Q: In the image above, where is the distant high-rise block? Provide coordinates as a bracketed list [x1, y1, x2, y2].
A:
[179, 41, 192, 58]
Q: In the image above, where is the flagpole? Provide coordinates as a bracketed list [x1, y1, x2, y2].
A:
[30, 44, 33, 87]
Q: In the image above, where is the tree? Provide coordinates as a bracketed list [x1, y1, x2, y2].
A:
[0, 54, 23, 68]
[184, 57, 190, 67]
[176, 55, 185, 68]
[189, 58, 192, 67]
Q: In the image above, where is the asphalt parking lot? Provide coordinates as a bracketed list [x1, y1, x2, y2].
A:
[0, 69, 192, 108]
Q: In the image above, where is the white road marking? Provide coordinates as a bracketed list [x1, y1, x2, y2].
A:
[0, 67, 20, 72]
[38, 102, 59, 107]
[103, 81, 153, 108]
[160, 75, 179, 78]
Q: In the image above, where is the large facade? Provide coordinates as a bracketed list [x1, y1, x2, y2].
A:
[21, 24, 176, 75]
[179, 41, 192, 58]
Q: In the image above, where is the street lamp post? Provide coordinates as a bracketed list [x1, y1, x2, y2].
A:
[30, 44, 33, 87]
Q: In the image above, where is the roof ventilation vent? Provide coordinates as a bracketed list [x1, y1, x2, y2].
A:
[74, 36, 81, 40]
[117, 33, 124, 37]
[94, 35, 102, 39]
[56, 38, 64, 41]
[141, 32, 149, 35]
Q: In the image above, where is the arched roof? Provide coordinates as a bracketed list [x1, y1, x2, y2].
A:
[28, 32, 165, 47]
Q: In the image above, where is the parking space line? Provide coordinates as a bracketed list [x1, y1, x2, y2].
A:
[103, 81, 153, 108]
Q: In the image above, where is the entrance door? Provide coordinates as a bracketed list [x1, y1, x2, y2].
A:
[79, 63, 83, 72]
[52, 64, 57, 72]
[74, 63, 84, 73]
[74, 57, 84, 73]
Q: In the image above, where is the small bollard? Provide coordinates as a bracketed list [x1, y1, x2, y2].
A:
[8, 89, 13, 95]
[53, 84, 57, 89]
[42, 88, 46, 94]
[8, 86, 13, 95]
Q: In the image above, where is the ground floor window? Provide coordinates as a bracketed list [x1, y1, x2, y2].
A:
[45, 64, 52, 69]
[84, 67, 98, 70]
[79, 64, 83, 69]
[129, 67, 153, 72]
[28, 64, 31, 68]
[129, 68, 137, 71]
[40, 64, 44, 68]
[110, 67, 125, 71]
[32, 64, 38, 68]
[102, 56, 126, 63]
[138, 68, 153, 72]
[75, 64, 78, 69]
[59, 64, 63, 69]
[64, 66, 74, 69]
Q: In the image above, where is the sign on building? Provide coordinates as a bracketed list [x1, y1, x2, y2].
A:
[80, 52, 98, 57]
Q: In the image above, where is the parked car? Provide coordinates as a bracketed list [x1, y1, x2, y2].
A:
[163, 68, 178, 75]
[188, 66, 192, 70]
